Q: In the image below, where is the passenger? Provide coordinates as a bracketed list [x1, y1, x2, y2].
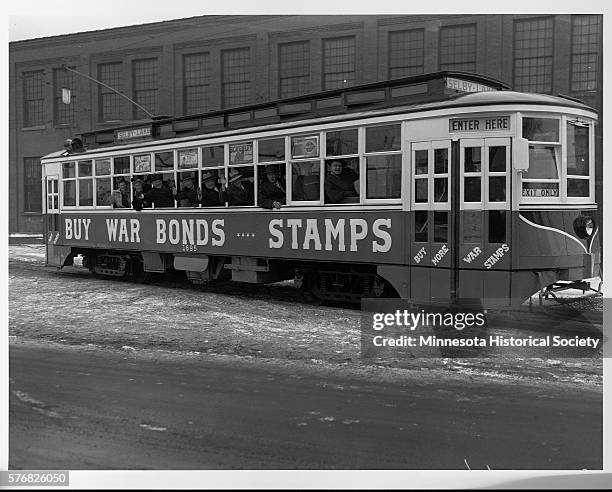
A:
[111, 180, 130, 208]
[324, 159, 359, 204]
[293, 162, 319, 201]
[176, 175, 199, 207]
[221, 168, 254, 206]
[199, 171, 225, 207]
[131, 178, 149, 211]
[259, 164, 286, 210]
[144, 173, 175, 208]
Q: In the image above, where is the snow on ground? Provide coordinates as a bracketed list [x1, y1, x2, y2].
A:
[8, 244, 603, 385]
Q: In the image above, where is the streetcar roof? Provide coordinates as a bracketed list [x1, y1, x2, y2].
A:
[42, 89, 597, 162]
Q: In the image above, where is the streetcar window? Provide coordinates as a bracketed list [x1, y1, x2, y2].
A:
[414, 211, 428, 242]
[366, 155, 401, 199]
[433, 148, 449, 203]
[200, 169, 226, 207]
[464, 177, 481, 202]
[229, 141, 254, 165]
[63, 180, 76, 206]
[433, 211, 448, 243]
[488, 211, 506, 244]
[96, 178, 112, 206]
[291, 161, 320, 202]
[567, 179, 589, 197]
[414, 150, 428, 175]
[326, 129, 358, 156]
[434, 148, 448, 174]
[133, 154, 150, 173]
[62, 162, 75, 179]
[258, 164, 286, 209]
[176, 172, 198, 207]
[95, 159, 111, 176]
[202, 145, 224, 167]
[78, 161, 92, 177]
[488, 176, 506, 202]
[434, 178, 448, 203]
[567, 123, 589, 176]
[155, 151, 174, 171]
[365, 124, 400, 152]
[324, 158, 359, 204]
[79, 178, 93, 206]
[464, 147, 481, 173]
[178, 148, 199, 169]
[566, 121, 590, 198]
[415, 178, 428, 203]
[78, 161, 93, 206]
[489, 146, 506, 172]
[258, 138, 285, 162]
[225, 166, 254, 206]
[522, 117, 559, 142]
[114, 156, 131, 175]
[524, 146, 558, 179]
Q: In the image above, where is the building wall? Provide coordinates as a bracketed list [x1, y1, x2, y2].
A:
[9, 14, 603, 232]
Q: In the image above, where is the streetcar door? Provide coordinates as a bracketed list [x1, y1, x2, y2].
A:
[456, 137, 511, 300]
[409, 140, 452, 300]
[44, 175, 61, 266]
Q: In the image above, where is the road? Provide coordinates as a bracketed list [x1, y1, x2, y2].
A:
[10, 341, 602, 470]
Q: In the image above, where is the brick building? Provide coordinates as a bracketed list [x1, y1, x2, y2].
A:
[9, 14, 603, 233]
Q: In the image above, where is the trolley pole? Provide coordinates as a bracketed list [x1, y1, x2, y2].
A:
[61, 65, 156, 119]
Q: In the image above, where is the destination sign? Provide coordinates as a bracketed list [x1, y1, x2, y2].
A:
[449, 116, 511, 133]
[115, 126, 152, 142]
[445, 77, 497, 93]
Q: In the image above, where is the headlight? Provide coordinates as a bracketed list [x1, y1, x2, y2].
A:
[574, 216, 596, 239]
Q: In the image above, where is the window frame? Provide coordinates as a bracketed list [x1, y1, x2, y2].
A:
[519, 113, 595, 205]
[22, 70, 46, 128]
[411, 140, 452, 211]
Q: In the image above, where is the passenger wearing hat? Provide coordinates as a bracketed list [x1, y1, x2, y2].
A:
[259, 164, 286, 210]
[144, 173, 175, 208]
[131, 177, 150, 211]
[199, 170, 225, 207]
[176, 174, 199, 207]
[221, 168, 254, 206]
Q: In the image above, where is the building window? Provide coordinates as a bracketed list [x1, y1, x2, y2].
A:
[23, 70, 45, 127]
[24, 157, 42, 212]
[133, 58, 159, 119]
[53, 67, 76, 126]
[279, 41, 310, 99]
[222, 48, 251, 108]
[513, 17, 554, 93]
[439, 24, 477, 72]
[570, 15, 601, 93]
[388, 29, 424, 79]
[183, 52, 211, 115]
[323, 36, 356, 90]
[98, 62, 123, 122]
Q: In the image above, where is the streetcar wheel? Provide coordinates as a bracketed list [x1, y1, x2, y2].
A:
[369, 276, 395, 298]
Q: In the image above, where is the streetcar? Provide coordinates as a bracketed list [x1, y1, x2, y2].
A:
[40, 71, 601, 306]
